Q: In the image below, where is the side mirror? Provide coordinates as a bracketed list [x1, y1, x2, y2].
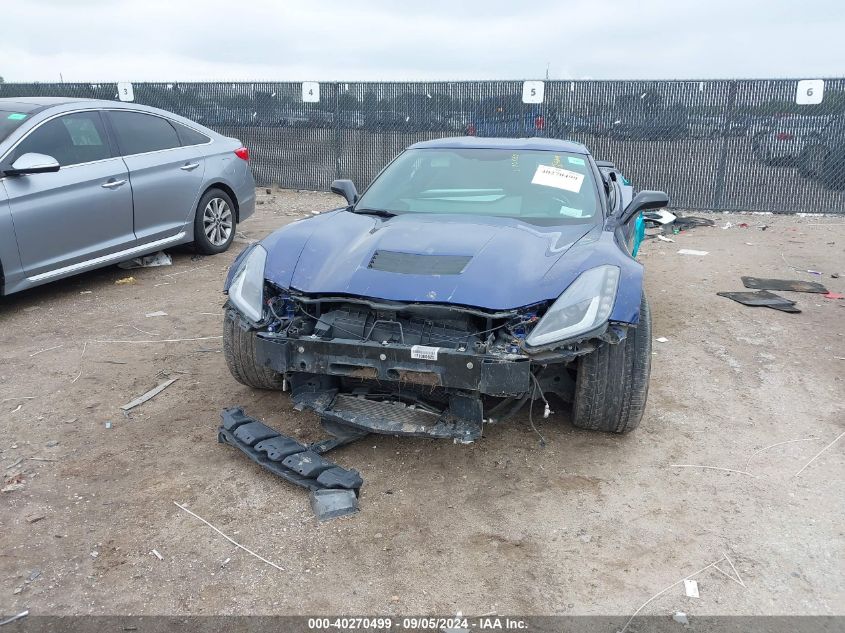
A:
[5, 153, 61, 176]
[620, 190, 670, 224]
[330, 179, 358, 205]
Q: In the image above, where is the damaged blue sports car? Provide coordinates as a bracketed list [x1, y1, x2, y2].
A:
[223, 137, 668, 442]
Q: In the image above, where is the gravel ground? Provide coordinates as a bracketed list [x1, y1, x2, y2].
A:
[1, 189, 843, 619]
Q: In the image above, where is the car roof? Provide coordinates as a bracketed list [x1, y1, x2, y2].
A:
[0, 97, 225, 142]
[408, 136, 590, 155]
[0, 97, 100, 112]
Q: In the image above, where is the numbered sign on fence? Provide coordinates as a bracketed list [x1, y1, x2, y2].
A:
[522, 81, 544, 104]
[796, 79, 824, 105]
[117, 82, 134, 102]
[302, 82, 320, 103]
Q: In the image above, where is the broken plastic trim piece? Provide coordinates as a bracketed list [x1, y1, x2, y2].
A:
[310, 489, 360, 521]
[741, 276, 828, 294]
[217, 407, 363, 519]
[717, 290, 801, 313]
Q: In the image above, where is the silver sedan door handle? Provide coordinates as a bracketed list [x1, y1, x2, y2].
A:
[101, 179, 127, 189]
[180, 163, 200, 171]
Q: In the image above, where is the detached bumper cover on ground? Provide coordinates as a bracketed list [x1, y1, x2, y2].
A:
[218, 407, 362, 519]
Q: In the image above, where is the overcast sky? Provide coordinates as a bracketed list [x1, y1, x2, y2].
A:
[1, 0, 843, 82]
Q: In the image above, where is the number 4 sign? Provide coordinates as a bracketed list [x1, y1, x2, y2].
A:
[302, 82, 320, 103]
[522, 80, 544, 104]
[796, 79, 824, 105]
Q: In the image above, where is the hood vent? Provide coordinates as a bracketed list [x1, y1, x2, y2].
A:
[368, 250, 472, 275]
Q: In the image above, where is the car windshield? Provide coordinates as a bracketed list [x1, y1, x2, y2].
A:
[355, 148, 600, 223]
[0, 110, 31, 144]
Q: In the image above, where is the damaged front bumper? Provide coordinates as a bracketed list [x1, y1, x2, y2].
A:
[255, 333, 532, 397]
[250, 322, 622, 442]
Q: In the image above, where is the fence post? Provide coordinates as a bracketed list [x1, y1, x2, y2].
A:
[712, 80, 738, 210]
[334, 82, 342, 181]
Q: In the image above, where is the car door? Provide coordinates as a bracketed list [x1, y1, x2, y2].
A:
[1, 110, 135, 278]
[106, 110, 205, 243]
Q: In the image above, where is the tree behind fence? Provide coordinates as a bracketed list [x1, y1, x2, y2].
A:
[2, 79, 844, 213]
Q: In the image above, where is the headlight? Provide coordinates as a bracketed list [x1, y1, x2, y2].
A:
[228, 245, 267, 322]
[525, 265, 620, 346]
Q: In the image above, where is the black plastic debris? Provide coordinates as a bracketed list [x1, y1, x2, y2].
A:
[672, 215, 715, 230]
[218, 407, 363, 519]
[717, 290, 801, 313]
[309, 489, 359, 521]
[741, 276, 828, 294]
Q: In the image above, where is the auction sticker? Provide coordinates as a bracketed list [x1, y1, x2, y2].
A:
[532, 164, 584, 193]
[410, 345, 439, 361]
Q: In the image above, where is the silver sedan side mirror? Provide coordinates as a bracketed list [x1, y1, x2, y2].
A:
[5, 153, 61, 176]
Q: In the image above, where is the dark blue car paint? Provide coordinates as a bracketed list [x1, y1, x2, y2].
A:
[228, 211, 644, 327]
[226, 137, 645, 329]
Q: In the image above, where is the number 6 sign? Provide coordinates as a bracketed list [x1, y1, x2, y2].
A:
[796, 79, 824, 105]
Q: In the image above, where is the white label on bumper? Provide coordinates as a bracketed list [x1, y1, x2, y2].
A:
[410, 345, 439, 361]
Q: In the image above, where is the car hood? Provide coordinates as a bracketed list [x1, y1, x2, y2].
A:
[261, 210, 606, 311]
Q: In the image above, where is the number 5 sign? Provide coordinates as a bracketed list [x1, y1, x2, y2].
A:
[522, 80, 545, 104]
[796, 79, 824, 105]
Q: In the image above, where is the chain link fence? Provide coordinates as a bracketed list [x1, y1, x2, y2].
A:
[2, 79, 844, 213]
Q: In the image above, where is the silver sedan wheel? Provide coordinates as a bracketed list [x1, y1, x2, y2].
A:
[203, 198, 233, 246]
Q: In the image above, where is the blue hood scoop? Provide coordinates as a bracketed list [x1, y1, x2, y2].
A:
[368, 251, 472, 275]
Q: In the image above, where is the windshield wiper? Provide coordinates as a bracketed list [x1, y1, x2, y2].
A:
[351, 207, 397, 218]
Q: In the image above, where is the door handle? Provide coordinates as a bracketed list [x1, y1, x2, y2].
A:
[101, 179, 127, 189]
[180, 163, 200, 171]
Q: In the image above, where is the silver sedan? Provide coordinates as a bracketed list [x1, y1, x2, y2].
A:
[0, 97, 256, 296]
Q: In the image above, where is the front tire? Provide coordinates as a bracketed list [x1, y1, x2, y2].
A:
[194, 188, 236, 255]
[571, 294, 652, 433]
[223, 308, 285, 390]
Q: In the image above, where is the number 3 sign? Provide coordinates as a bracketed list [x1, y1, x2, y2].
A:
[117, 82, 134, 102]
[796, 79, 824, 105]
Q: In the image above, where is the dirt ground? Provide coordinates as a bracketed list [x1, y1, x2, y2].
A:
[1, 189, 843, 619]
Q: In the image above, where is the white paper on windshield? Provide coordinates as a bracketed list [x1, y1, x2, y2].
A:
[532, 165, 584, 193]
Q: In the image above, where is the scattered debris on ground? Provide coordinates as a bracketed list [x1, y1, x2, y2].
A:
[117, 251, 172, 270]
[717, 290, 800, 313]
[120, 377, 180, 411]
[684, 579, 700, 598]
[741, 276, 828, 293]
[0, 611, 29, 626]
[620, 553, 745, 633]
[173, 501, 285, 571]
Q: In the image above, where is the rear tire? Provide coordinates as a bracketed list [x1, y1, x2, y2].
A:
[571, 293, 652, 433]
[223, 308, 285, 390]
[194, 188, 236, 255]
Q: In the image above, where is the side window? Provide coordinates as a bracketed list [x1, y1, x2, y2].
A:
[12, 112, 110, 167]
[172, 122, 210, 146]
[109, 111, 180, 155]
